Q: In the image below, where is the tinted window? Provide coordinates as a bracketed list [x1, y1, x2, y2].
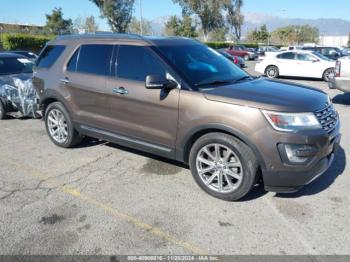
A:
[296, 54, 313, 61]
[117, 45, 166, 81]
[36, 45, 65, 68]
[77, 44, 113, 76]
[67, 48, 80, 72]
[277, 52, 295, 59]
[0, 57, 34, 75]
[156, 43, 248, 86]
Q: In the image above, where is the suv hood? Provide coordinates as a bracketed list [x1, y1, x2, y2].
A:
[202, 77, 328, 112]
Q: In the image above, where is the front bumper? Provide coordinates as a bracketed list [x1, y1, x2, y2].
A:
[261, 127, 341, 193]
[329, 77, 350, 93]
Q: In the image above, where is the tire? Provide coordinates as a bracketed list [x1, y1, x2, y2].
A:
[45, 102, 83, 148]
[265, 65, 279, 79]
[189, 133, 258, 201]
[0, 100, 6, 120]
[323, 68, 335, 82]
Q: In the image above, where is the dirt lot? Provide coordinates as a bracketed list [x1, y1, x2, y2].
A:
[0, 61, 349, 255]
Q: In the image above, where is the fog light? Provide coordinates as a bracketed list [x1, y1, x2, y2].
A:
[278, 144, 317, 164]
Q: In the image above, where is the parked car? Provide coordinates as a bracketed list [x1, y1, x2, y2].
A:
[257, 46, 279, 56]
[255, 50, 336, 82]
[0, 53, 37, 119]
[226, 45, 257, 60]
[329, 57, 350, 92]
[7, 51, 38, 62]
[33, 34, 340, 201]
[301, 46, 342, 60]
[217, 49, 246, 68]
[340, 47, 350, 56]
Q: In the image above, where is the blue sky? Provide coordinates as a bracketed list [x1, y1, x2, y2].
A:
[0, 0, 349, 30]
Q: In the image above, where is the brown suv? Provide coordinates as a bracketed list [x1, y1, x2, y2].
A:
[33, 34, 341, 201]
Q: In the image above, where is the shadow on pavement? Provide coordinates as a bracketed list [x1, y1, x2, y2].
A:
[332, 93, 350, 106]
[275, 146, 346, 198]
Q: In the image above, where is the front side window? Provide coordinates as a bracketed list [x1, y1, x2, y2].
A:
[36, 45, 65, 68]
[76, 44, 114, 76]
[156, 43, 248, 87]
[296, 54, 313, 61]
[116, 45, 166, 82]
[277, 52, 295, 60]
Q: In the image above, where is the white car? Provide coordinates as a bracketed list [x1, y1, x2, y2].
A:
[255, 50, 336, 82]
[329, 57, 350, 92]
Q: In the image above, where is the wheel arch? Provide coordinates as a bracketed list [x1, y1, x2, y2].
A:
[178, 124, 266, 170]
[40, 90, 72, 118]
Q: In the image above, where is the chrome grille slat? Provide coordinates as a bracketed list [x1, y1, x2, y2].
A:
[315, 103, 338, 133]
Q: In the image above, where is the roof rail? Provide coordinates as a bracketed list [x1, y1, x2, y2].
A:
[55, 32, 144, 41]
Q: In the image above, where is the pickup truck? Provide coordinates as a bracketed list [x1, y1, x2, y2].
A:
[329, 57, 350, 92]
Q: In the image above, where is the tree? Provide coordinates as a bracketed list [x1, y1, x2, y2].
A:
[45, 8, 73, 35]
[172, 0, 225, 41]
[270, 25, 319, 45]
[165, 15, 197, 38]
[128, 17, 152, 35]
[225, 0, 244, 41]
[246, 25, 269, 43]
[74, 16, 99, 33]
[209, 27, 228, 41]
[90, 0, 135, 33]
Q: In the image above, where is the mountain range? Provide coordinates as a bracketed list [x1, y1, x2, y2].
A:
[149, 12, 350, 36]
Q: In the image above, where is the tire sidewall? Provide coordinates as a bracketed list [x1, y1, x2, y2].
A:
[0, 100, 5, 120]
[323, 68, 334, 82]
[45, 102, 76, 148]
[189, 134, 257, 201]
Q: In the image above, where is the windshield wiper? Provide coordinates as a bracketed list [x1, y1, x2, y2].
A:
[234, 75, 253, 82]
[195, 79, 235, 87]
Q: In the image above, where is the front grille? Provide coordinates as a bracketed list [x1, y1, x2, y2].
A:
[315, 103, 338, 133]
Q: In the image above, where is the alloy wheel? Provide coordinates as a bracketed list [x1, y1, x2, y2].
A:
[47, 109, 68, 144]
[196, 143, 243, 193]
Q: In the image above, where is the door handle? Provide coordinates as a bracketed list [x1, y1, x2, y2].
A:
[112, 87, 128, 95]
[60, 77, 70, 85]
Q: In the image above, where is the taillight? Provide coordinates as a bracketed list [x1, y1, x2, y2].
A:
[335, 61, 341, 77]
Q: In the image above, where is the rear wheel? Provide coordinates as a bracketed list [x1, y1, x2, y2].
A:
[265, 65, 279, 79]
[45, 102, 83, 148]
[323, 68, 335, 82]
[189, 133, 258, 201]
[0, 101, 6, 120]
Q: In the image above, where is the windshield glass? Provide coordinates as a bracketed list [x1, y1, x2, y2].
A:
[0, 57, 34, 75]
[155, 43, 248, 87]
[312, 52, 333, 61]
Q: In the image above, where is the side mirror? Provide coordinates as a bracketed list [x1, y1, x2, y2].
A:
[145, 75, 178, 90]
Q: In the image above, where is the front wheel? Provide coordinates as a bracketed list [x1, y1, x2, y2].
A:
[45, 102, 83, 148]
[0, 101, 6, 120]
[323, 68, 335, 82]
[189, 133, 258, 201]
[265, 65, 279, 79]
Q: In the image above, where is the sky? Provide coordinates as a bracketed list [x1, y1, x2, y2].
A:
[0, 0, 350, 31]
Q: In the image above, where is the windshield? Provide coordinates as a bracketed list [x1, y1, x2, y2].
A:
[0, 57, 34, 75]
[155, 43, 248, 87]
[312, 52, 333, 61]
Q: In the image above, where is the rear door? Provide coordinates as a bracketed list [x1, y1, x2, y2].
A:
[275, 52, 298, 76]
[106, 44, 180, 157]
[295, 53, 321, 78]
[63, 43, 114, 130]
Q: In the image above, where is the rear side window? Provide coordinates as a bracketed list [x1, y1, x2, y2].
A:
[36, 45, 65, 68]
[67, 48, 80, 72]
[116, 45, 166, 81]
[76, 44, 113, 76]
[277, 52, 295, 60]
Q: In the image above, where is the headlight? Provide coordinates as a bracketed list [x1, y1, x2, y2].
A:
[262, 110, 322, 132]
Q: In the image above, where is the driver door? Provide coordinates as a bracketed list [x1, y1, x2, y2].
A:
[106, 44, 180, 158]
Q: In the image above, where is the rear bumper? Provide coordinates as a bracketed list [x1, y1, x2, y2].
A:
[329, 77, 350, 92]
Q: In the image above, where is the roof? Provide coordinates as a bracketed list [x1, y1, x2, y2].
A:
[53, 33, 198, 46]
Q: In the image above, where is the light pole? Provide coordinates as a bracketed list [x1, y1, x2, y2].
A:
[139, 0, 143, 35]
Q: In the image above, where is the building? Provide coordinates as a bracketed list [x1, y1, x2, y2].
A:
[319, 35, 349, 47]
[0, 22, 44, 34]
